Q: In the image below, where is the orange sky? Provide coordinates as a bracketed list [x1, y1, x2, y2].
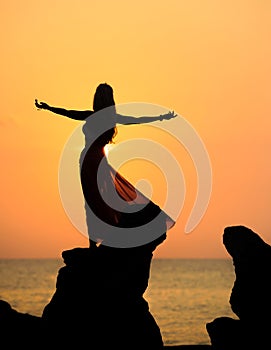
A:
[1, 0, 271, 258]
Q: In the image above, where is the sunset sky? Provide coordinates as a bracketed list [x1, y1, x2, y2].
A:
[1, 0, 271, 258]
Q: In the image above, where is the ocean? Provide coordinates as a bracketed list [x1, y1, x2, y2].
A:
[0, 258, 237, 346]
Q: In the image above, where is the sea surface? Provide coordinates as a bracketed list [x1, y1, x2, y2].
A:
[0, 258, 237, 346]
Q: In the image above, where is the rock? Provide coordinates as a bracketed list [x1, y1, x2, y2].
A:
[0, 235, 166, 349]
[42, 241, 165, 349]
[0, 300, 43, 349]
[206, 225, 271, 349]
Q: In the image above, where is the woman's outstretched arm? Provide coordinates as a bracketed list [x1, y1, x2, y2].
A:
[35, 99, 93, 120]
[115, 110, 177, 125]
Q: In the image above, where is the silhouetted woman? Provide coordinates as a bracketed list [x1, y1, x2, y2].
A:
[35, 83, 176, 248]
[36, 83, 176, 349]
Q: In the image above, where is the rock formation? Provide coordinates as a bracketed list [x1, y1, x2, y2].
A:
[0, 234, 166, 349]
[206, 225, 271, 349]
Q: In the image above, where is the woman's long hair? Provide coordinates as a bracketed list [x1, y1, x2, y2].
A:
[93, 83, 117, 145]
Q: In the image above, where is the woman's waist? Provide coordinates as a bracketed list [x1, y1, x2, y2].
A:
[79, 147, 107, 168]
[81, 145, 105, 157]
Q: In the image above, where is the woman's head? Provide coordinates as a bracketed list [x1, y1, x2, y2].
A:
[92, 83, 117, 145]
[93, 83, 116, 113]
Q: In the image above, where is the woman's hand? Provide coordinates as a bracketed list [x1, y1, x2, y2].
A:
[35, 99, 49, 110]
[160, 110, 177, 121]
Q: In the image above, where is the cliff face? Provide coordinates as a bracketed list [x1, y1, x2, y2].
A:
[206, 225, 271, 349]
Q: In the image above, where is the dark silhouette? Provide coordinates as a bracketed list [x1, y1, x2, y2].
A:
[35, 83, 176, 248]
[0, 240, 166, 349]
[2, 84, 179, 349]
[0, 300, 42, 349]
[0, 84, 180, 349]
[206, 225, 271, 349]
[42, 241, 167, 349]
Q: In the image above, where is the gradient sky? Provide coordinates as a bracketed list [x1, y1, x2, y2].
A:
[1, 0, 271, 258]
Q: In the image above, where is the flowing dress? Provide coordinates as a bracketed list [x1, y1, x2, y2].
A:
[79, 110, 175, 248]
